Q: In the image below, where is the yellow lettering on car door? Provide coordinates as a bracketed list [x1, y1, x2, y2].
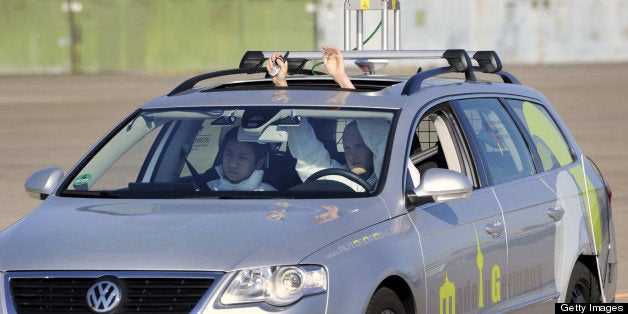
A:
[491, 265, 501, 303]
[440, 273, 456, 314]
[438, 225, 503, 313]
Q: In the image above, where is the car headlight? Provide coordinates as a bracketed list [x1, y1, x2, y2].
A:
[220, 265, 327, 306]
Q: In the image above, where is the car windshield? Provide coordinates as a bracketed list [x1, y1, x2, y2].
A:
[60, 106, 395, 199]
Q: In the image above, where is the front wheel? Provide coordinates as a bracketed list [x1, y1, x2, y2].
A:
[365, 287, 406, 314]
[566, 261, 601, 303]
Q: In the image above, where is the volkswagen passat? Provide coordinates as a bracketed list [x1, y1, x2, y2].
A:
[0, 49, 616, 313]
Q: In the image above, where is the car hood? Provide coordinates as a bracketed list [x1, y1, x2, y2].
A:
[0, 196, 388, 272]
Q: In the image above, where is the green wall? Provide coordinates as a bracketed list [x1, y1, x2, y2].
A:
[0, 1, 69, 73]
[0, 0, 316, 74]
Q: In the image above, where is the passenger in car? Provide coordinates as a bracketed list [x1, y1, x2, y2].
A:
[206, 127, 277, 191]
[289, 118, 388, 190]
[268, 47, 388, 190]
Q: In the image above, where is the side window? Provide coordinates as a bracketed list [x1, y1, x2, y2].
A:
[407, 107, 465, 188]
[505, 99, 574, 171]
[457, 98, 535, 185]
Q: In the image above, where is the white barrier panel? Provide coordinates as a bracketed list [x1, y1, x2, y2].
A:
[316, 0, 628, 65]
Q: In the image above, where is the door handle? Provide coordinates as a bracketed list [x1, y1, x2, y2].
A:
[484, 221, 504, 235]
[547, 205, 565, 221]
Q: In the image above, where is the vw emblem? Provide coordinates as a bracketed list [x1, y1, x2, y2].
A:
[86, 280, 122, 313]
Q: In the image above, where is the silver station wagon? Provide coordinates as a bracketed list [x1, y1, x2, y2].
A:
[1, 48, 616, 313]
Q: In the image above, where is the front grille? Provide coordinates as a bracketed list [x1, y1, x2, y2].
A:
[11, 277, 92, 313]
[7, 272, 219, 314]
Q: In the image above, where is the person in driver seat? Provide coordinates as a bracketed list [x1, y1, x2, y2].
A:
[267, 46, 389, 191]
[207, 127, 277, 191]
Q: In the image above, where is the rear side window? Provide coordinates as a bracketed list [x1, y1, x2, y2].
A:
[505, 99, 574, 171]
[458, 98, 536, 185]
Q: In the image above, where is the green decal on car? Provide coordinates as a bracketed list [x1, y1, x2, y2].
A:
[569, 166, 603, 253]
[491, 265, 501, 303]
[73, 174, 92, 186]
[440, 272, 456, 314]
[522, 101, 572, 168]
[438, 225, 503, 314]
[522, 101, 602, 252]
[475, 226, 485, 308]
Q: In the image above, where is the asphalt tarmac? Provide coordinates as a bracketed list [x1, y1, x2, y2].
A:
[1, 64, 626, 301]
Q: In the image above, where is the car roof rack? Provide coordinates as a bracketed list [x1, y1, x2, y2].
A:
[401, 49, 521, 96]
[167, 51, 328, 96]
[167, 49, 520, 97]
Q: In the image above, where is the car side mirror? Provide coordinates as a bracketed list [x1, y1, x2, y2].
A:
[406, 168, 472, 207]
[24, 167, 64, 200]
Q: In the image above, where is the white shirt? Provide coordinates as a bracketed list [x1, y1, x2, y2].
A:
[206, 165, 276, 191]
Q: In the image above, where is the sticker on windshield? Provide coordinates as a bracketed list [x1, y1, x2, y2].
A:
[73, 174, 92, 186]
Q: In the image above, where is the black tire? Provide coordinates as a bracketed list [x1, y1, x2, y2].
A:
[566, 261, 601, 303]
[365, 287, 406, 314]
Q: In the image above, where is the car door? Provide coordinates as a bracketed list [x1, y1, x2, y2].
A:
[406, 104, 508, 313]
[454, 98, 560, 310]
[505, 98, 616, 301]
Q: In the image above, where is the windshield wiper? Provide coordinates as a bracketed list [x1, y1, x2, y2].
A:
[60, 190, 124, 199]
